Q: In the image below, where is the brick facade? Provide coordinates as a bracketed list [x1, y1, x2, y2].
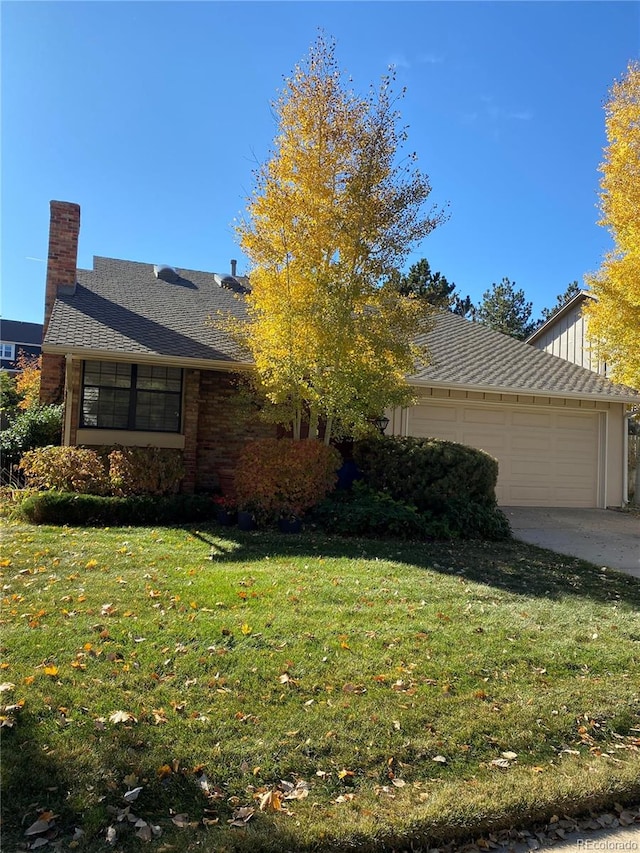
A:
[192, 370, 276, 495]
[39, 353, 66, 406]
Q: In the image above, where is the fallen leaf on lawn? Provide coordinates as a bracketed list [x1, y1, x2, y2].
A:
[135, 822, 152, 841]
[30, 838, 49, 849]
[337, 769, 354, 780]
[25, 819, 51, 836]
[123, 773, 138, 787]
[44, 666, 58, 677]
[0, 682, 15, 693]
[432, 755, 447, 764]
[342, 683, 366, 694]
[258, 789, 282, 811]
[334, 793, 355, 803]
[241, 623, 252, 635]
[501, 751, 518, 760]
[105, 826, 117, 845]
[101, 603, 116, 616]
[532, 766, 545, 773]
[281, 779, 310, 800]
[171, 814, 190, 828]
[123, 786, 143, 803]
[391, 778, 406, 787]
[228, 806, 255, 826]
[490, 758, 511, 768]
[109, 710, 136, 724]
[202, 817, 219, 826]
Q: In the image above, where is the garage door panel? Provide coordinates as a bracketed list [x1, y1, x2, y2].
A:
[510, 434, 552, 452]
[462, 409, 507, 425]
[557, 413, 597, 431]
[408, 401, 600, 507]
[512, 411, 552, 428]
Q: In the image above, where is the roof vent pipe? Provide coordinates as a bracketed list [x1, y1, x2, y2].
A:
[230, 259, 237, 277]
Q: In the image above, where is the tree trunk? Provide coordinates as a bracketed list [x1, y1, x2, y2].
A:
[323, 416, 333, 445]
[308, 408, 319, 441]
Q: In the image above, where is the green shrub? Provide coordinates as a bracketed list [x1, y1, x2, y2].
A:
[312, 484, 511, 541]
[440, 498, 511, 540]
[312, 483, 454, 540]
[108, 447, 184, 496]
[235, 438, 341, 520]
[15, 492, 215, 526]
[0, 404, 63, 468]
[354, 435, 499, 511]
[19, 446, 109, 494]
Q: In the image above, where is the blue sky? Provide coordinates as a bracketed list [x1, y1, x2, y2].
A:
[2, 1, 638, 326]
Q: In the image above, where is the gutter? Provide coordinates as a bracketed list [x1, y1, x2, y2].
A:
[42, 345, 252, 374]
[408, 377, 640, 406]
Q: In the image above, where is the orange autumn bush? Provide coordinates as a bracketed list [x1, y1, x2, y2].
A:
[20, 446, 109, 494]
[234, 438, 340, 520]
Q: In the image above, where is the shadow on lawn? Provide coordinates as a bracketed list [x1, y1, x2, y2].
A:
[185, 526, 640, 610]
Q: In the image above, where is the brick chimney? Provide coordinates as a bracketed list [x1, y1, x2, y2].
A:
[44, 200, 80, 334]
[40, 201, 80, 406]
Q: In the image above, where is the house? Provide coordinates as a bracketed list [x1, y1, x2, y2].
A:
[0, 320, 43, 374]
[526, 290, 607, 376]
[41, 201, 640, 508]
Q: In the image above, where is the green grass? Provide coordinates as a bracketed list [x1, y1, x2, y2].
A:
[2, 521, 639, 852]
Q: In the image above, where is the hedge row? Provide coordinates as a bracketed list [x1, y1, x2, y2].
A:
[311, 483, 511, 541]
[15, 492, 216, 526]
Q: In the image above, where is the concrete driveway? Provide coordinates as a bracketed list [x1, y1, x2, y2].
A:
[502, 507, 640, 579]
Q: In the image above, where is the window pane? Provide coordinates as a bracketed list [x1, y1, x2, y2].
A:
[137, 365, 182, 392]
[135, 391, 180, 431]
[84, 361, 132, 388]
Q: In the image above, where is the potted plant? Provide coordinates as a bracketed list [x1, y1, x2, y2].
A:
[213, 495, 237, 526]
[237, 505, 257, 531]
[278, 514, 302, 534]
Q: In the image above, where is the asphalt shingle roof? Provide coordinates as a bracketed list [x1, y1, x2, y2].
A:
[413, 311, 639, 401]
[44, 257, 640, 402]
[1, 320, 43, 345]
[45, 257, 249, 363]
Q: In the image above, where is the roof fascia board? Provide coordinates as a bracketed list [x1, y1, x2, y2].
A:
[42, 344, 251, 373]
[526, 291, 594, 344]
[408, 377, 640, 404]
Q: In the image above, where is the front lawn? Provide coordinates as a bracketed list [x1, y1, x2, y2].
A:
[2, 522, 639, 851]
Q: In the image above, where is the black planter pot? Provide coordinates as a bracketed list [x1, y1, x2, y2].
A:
[237, 510, 256, 531]
[216, 508, 237, 526]
[278, 516, 302, 534]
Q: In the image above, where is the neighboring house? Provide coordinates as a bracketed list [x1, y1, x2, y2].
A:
[41, 201, 640, 508]
[0, 319, 43, 374]
[526, 291, 607, 376]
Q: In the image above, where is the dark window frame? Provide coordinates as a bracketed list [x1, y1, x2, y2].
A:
[80, 361, 183, 433]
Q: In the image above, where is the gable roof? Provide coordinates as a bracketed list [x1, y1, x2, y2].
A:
[43, 257, 640, 403]
[413, 311, 639, 402]
[44, 257, 249, 366]
[526, 290, 595, 345]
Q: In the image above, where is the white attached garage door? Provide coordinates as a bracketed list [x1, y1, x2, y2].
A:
[407, 402, 602, 507]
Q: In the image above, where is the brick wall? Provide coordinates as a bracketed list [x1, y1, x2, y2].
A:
[39, 353, 66, 406]
[192, 370, 276, 495]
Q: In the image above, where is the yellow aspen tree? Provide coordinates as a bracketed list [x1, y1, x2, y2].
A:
[584, 61, 640, 388]
[235, 35, 446, 441]
[15, 353, 42, 410]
